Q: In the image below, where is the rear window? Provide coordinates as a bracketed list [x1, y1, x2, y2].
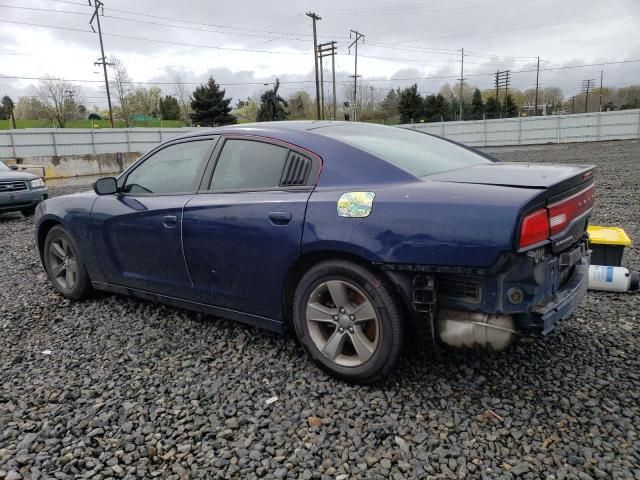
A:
[314, 123, 492, 177]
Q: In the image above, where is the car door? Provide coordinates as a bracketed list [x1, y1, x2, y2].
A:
[91, 137, 218, 298]
[182, 136, 320, 321]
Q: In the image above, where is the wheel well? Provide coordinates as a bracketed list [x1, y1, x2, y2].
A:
[37, 219, 62, 261]
[281, 250, 414, 333]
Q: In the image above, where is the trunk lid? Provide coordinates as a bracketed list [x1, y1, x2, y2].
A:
[429, 162, 596, 253]
[429, 162, 593, 198]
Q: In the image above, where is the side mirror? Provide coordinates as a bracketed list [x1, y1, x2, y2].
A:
[8, 164, 18, 171]
[94, 177, 118, 195]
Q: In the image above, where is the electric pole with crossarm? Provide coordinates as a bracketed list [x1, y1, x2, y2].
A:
[89, 0, 114, 127]
[348, 30, 365, 122]
[306, 12, 322, 120]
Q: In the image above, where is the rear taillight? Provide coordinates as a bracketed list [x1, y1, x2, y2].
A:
[519, 184, 595, 250]
[519, 208, 549, 248]
[547, 184, 595, 235]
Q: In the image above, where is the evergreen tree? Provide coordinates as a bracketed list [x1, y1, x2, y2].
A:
[423, 93, 449, 122]
[380, 88, 400, 121]
[398, 84, 423, 123]
[159, 95, 181, 120]
[256, 79, 288, 122]
[190, 77, 236, 126]
[470, 89, 484, 119]
[485, 96, 501, 119]
[504, 93, 518, 117]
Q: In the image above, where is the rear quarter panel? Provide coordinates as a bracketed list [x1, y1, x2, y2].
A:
[302, 180, 544, 268]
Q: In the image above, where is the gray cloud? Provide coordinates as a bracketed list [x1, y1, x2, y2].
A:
[1, 0, 638, 107]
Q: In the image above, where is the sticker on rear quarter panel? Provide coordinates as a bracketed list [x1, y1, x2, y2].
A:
[337, 192, 375, 218]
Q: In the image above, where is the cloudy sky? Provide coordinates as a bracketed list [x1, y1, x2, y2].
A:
[1, 0, 639, 108]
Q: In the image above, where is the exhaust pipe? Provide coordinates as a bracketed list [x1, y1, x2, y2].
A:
[437, 308, 518, 351]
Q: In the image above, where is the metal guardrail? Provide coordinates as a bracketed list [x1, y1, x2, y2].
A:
[0, 127, 196, 160]
[0, 109, 639, 159]
[400, 109, 640, 147]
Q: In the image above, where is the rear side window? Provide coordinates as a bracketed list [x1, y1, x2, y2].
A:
[314, 123, 492, 177]
[209, 139, 288, 191]
[124, 139, 215, 194]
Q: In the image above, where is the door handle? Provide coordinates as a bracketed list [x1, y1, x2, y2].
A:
[162, 215, 178, 228]
[268, 211, 292, 225]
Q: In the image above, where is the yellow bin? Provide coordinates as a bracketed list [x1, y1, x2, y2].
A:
[587, 226, 632, 266]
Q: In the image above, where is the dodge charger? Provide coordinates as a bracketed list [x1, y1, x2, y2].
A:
[35, 122, 594, 383]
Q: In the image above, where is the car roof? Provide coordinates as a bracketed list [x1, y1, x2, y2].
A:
[170, 121, 420, 188]
[181, 120, 358, 136]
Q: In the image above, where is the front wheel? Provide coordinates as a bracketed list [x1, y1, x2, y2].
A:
[293, 260, 404, 384]
[43, 225, 92, 299]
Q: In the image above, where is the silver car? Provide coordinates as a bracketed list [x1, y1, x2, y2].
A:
[0, 161, 48, 216]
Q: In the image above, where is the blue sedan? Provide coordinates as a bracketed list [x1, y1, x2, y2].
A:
[35, 122, 594, 383]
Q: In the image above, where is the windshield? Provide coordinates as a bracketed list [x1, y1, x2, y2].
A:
[314, 123, 493, 177]
[0, 161, 10, 172]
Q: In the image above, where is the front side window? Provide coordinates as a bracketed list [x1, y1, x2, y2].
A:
[124, 139, 215, 194]
[209, 139, 288, 191]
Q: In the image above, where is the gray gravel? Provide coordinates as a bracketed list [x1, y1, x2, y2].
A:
[1, 140, 639, 479]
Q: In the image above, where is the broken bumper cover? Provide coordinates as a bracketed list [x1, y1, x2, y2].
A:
[531, 258, 589, 334]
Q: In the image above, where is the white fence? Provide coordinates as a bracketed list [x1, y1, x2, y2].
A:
[0, 128, 195, 160]
[400, 109, 640, 147]
[1, 109, 639, 159]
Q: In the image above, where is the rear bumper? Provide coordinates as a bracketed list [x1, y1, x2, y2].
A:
[531, 257, 589, 334]
[0, 188, 48, 212]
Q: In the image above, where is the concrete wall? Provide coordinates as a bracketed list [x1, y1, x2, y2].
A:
[10, 152, 140, 179]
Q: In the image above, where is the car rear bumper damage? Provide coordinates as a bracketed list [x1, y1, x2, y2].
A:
[381, 237, 590, 350]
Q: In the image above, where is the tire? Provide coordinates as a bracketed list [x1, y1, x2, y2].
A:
[293, 260, 404, 384]
[21, 206, 36, 217]
[43, 225, 92, 300]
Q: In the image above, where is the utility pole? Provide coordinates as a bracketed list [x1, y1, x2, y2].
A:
[599, 69, 604, 112]
[459, 48, 464, 121]
[348, 30, 365, 122]
[90, 0, 113, 128]
[306, 12, 321, 120]
[318, 41, 337, 120]
[581, 78, 595, 113]
[331, 43, 336, 120]
[534, 56, 540, 116]
[318, 47, 325, 120]
[495, 70, 510, 117]
[504, 70, 510, 116]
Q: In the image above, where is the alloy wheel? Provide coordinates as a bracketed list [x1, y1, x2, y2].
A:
[305, 280, 381, 367]
[48, 237, 78, 291]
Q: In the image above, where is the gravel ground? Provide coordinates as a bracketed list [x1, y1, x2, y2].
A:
[1, 140, 639, 480]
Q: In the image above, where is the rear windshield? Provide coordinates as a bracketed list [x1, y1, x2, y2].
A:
[314, 123, 493, 177]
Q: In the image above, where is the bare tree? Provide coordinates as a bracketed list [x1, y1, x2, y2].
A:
[33, 76, 83, 127]
[109, 56, 133, 127]
[173, 72, 192, 125]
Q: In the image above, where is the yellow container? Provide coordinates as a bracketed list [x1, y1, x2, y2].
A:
[587, 226, 632, 266]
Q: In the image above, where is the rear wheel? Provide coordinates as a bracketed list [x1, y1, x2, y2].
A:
[43, 225, 92, 299]
[293, 260, 404, 384]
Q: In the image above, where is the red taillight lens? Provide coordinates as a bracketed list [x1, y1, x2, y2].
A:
[547, 184, 595, 235]
[519, 208, 550, 248]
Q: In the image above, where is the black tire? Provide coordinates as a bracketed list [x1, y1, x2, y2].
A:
[293, 260, 404, 384]
[21, 206, 36, 217]
[43, 225, 92, 300]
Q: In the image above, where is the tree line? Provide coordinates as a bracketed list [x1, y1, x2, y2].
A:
[1, 55, 639, 127]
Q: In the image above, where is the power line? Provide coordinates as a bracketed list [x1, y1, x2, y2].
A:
[0, 18, 311, 56]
